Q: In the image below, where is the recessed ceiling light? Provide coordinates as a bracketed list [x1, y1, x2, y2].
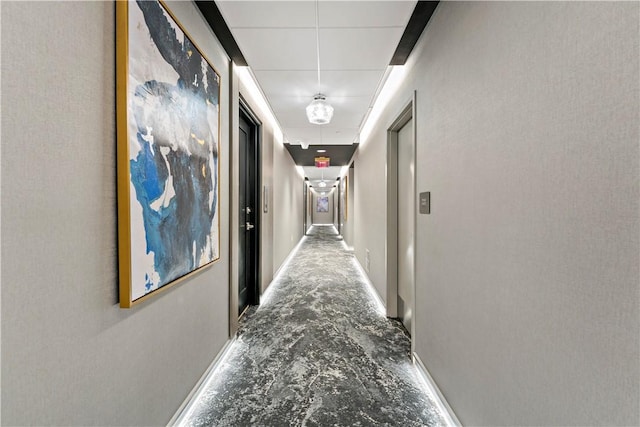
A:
[317, 149, 326, 153]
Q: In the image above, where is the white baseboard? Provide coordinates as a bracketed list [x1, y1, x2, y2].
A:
[167, 337, 237, 426]
[413, 352, 462, 427]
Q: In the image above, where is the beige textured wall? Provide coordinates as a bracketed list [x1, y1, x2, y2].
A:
[260, 123, 275, 294]
[354, 1, 639, 425]
[272, 135, 304, 274]
[353, 120, 389, 302]
[1, 2, 231, 424]
[342, 168, 355, 248]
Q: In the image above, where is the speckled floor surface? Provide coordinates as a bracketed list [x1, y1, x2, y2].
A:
[181, 225, 446, 427]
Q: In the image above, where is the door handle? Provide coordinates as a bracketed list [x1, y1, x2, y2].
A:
[246, 222, 255, 230]
[246, 207, 252, 214]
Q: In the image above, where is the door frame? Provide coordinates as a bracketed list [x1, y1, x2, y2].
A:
[386, 93, 416, 351]
[230, 95, 262, 335]
[239, 97, 261, 310]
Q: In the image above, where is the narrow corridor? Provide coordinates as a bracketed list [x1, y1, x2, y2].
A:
[180, 226, 447, 426]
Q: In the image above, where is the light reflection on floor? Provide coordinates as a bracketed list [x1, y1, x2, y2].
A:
[176, 225, 450, 427]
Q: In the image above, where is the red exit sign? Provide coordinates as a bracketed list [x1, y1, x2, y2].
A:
[315, 157, 330, 168]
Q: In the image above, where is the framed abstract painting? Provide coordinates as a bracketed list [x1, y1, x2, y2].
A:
[317, 196, 329, 213]
[116, 0, 221, 307]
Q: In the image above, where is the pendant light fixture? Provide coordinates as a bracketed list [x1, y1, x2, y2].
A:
[307, 94, 333, 125]
[306, 0, 333, 125]
[318, 170, 327, 187]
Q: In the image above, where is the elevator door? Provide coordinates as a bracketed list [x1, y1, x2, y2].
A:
[397, 118, 414, 333]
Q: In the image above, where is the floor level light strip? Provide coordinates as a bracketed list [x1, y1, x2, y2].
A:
[172, 234, 309, 425]
[261, 234, 308, 306]
[348, 246, 386, 315]
[169, 336, 238, 427]
[413, 352, 462, 427]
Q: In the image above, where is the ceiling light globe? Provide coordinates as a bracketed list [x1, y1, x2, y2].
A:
[306, 94, 334, 125]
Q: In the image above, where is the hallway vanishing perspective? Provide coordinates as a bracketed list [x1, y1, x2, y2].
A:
[180, 226, 447, 426]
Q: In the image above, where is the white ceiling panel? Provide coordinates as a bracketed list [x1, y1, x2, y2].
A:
[234, 28, 316, 70]
[216, 1, 315, 28]
[320, 128, 360, 145]
[254, 70, 382, 98]
[253, 70, 318, 98]
[320, 27, 405, 70]
[310, 186, 336, 195]
[319, 1, 416, 28]
[277, 112, 326, 128]
[283, 127, 323, 145]
[304, 166, 343, 181]
[270, 103, 321, 129]
[268, 95, 316, 112]
[284, 127, 357, 146]
[320, 70, 382, 97]
[321, 96, 372, 119]
[275, 115, 361, 132]
[279, 113, 344, 132]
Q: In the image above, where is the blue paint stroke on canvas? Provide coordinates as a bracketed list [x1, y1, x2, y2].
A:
[129, 0, 219, 297]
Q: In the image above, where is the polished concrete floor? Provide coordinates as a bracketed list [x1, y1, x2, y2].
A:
[181, 225, 447, 426]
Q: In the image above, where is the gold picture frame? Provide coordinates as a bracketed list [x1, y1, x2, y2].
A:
[116, 0, 221, 308]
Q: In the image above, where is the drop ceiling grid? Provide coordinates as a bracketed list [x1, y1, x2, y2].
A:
[216, 1, 416, 29]
[318, 27, 405, 71]
[231, 27, 404, 72]
[231, 28, 317, 71]
[318, 1, 417, 28]
[215, 0, 417, 148]
[214, 1, 316, 28]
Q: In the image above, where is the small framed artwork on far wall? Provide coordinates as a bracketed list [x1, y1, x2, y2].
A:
[317, 196, 329, 213]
